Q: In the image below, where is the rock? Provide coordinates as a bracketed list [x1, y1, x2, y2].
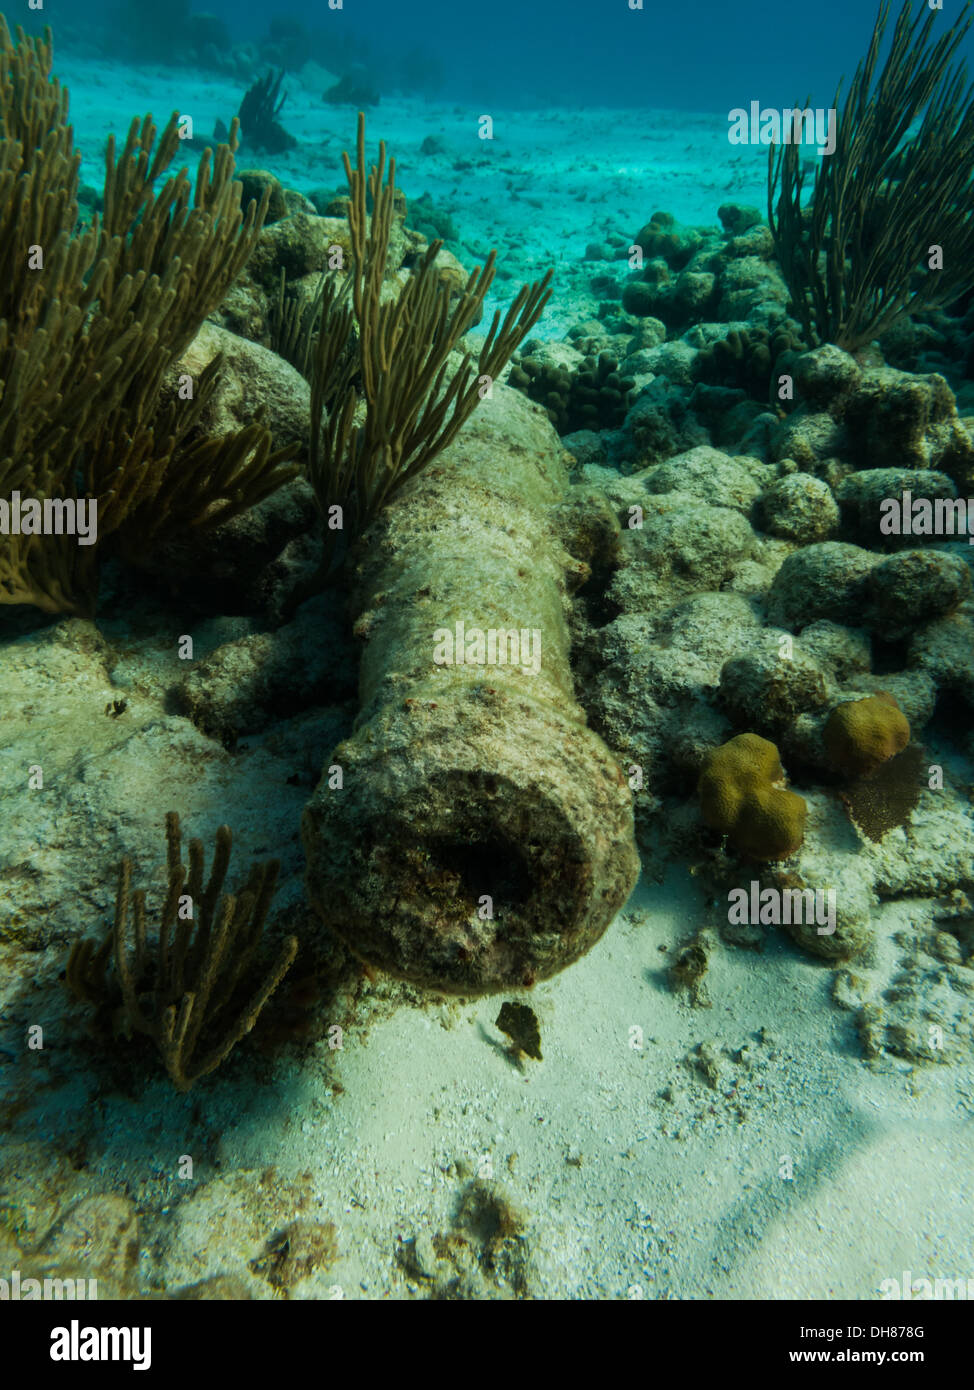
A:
[237, 169, 288, 223]
[833, 969, 873, 1011]
[633, 211, 702, 269]
[718, 255, 789, 320]
[770, 364, 974, 493]
[151, 1170, 320, 1295]
[163, 320, 310, 456]
[836, 468, 958, 548]
[792, 345, 862, 408]
[36, 1196, 140, 1292]
[148, 322, 314, 611]
[0, 1142, 80, 1249]
[723, 225, 775, 259]
[551, 486, 623, 574]
[766, 542, 879, 630]
[247, 213, 353, 292]
[909, 613, 974, 708]
[718, 636, 830, 737]
[618, 375, 710, 466]
[633, 340, 699, 388]
[626, 317, 667, 351]
[282, 187, 318, 216]
[622, 279, 659, 317]
[776, 830, 877, 960]
[759, 472, 840, 543]
[562, 429, 608, 468]
[412, 1230, 440, 1279]
[842, 368, 974, 483]
[431, 246, 469, 296]
[579, 593, 760, 822]
[249, 1218, 339, 1291]
[770, 410, 849, 471]
[717, 203, 763, 236]
[672, 270, 716, 317]
[797, 620, 872, 684]
[170, 594, 357, 744]
[784, 888, 874, 960]
[609, 497, 758, 611]
[863, 549, 971, 638]
[644, 446, 773, 513]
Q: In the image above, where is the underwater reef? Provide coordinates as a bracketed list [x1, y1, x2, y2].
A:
[2, 0, 974, 1304]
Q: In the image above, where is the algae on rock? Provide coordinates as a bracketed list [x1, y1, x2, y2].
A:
[302, 386, 639, 993]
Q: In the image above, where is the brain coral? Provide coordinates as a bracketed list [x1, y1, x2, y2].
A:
[823, 692, 910, 777]
[698, 732, 807, 861]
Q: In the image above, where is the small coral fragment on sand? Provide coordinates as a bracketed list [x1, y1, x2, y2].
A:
[495, 1002, 542, 1060]
[670, 929, 717, 1007]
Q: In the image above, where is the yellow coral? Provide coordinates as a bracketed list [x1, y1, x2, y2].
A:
[698, 732, 806, 861]
[823, 692, 910, 777]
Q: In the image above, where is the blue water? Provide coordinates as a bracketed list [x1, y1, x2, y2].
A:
[52, 0, 974, 113]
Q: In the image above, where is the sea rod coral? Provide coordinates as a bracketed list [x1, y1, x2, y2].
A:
[0, 18, 297, 615]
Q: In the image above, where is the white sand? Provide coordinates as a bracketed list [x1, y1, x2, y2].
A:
[54, 50, 772, 336]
